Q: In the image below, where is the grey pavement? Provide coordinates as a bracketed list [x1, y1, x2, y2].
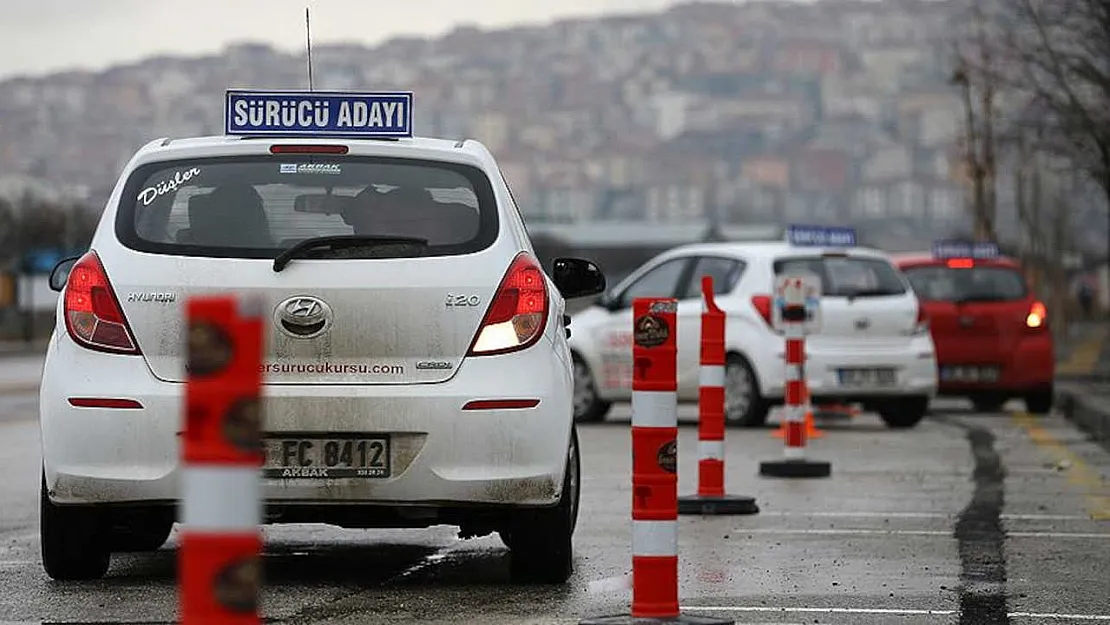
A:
[0, 355, 43, 395]
[0, 394, 1108, 624]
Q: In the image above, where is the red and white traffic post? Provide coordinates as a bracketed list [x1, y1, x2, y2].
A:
[179, 295, 265, 625]
[678, 276, 759, 516]
[759, 275, 831, 479]
[581, 297, 732, 625]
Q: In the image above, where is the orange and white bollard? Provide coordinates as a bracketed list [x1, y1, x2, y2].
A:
[678, 276, 759, 516]
[759, 291, 831, 479]
[581, 297, 732, 625]
[179, 295, 265, 625]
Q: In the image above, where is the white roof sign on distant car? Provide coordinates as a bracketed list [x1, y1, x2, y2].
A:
[785, 223, 857, 248]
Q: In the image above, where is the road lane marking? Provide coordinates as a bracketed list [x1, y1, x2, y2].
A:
[753, 511, 1092, 521]
[728, 528, 1110, 538]
[1012, 411, 1110, 521]
[681, 606, 1110, 620]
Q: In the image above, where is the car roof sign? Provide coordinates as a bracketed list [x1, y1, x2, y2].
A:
[225, 90, 414, 138]
[785, 224, 857, 248]
[931, 240, 1000, 260]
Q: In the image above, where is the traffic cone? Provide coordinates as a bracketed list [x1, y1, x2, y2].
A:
[772, 385, 823, 439]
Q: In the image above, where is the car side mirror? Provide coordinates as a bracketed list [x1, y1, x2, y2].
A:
[49, 257, 80, 292]
[551, 257, 606, 300]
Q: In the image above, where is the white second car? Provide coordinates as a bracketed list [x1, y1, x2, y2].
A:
[569, 230, 937, 428]
[38, 90, 605, 583]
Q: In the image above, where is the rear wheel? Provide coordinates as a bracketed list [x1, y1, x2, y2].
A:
[1025, 389, 1053, 415]
[724, 353, 769, 427]
[571, 353, 611, 423]
[505, 426, 579, 584]
[40, 473, 111, 580]
[877, 396, 929, 429]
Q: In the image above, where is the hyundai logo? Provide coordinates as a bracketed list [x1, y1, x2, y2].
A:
[854, 317, 871, 331]
[275, 296, 332, 339]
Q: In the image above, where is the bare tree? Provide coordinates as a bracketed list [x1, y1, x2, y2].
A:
[995, 0, 1110, 224]
[949, 0, 1002, 243]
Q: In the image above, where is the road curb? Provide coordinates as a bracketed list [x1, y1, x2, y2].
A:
[1057, 384, 1110, 453]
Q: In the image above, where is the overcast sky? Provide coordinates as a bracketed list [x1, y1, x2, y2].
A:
[0, 0, 697, 80]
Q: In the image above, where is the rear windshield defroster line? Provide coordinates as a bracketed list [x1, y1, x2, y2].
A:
[114, 154, 500, 260]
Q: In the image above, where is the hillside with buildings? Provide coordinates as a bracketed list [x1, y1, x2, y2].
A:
[0, 0, 1105, 253]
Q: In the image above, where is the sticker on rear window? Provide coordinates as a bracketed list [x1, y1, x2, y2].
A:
[279, 163, 342, 175]
[137, 167, 201, 206]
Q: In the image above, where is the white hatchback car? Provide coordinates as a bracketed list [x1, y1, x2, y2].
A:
[38, 90, 606, 583]
[568, 237, 937, 428]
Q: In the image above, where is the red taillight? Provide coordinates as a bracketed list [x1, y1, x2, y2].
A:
[467, 253, 549, 356]
[751, 295, 774, 327]
[63, 251, 141, 355]
[1027, 300, 1048, 329]
[269, 144, 349, 154]
[947, 259, 974, 269]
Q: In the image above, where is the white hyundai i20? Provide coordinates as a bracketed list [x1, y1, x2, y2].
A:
[568, 230, 937, 428]
[38, 90, 605, 583]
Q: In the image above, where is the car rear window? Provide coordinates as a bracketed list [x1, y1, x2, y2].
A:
[773, 255, 908, 297]
[115, 155, 499, 259]
[902, 265, 1028, 302]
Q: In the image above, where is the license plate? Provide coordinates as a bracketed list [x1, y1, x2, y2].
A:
[837, 368, 897, 388]
[263, 436, 390, 479]
[940, 366, 1000, 383]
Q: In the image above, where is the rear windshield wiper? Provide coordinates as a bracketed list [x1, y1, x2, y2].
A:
[841, 288, 900, 301]
[953, 294, 1013, 305]
[273, 235, 429, 272]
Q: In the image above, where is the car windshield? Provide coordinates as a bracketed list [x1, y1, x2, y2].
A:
[903, 265, 1028, 302]
[773, 255, 907, 297]
[116, 156, 498, 259]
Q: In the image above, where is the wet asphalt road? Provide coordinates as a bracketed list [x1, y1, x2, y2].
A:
[1, 391, 1108, 625]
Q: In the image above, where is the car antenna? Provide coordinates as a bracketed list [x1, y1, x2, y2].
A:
[305, 6, 315, 90]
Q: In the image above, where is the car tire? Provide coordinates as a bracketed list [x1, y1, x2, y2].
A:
[878, 396, 929, 429]
[1025, 389, 1053, 415]
[505, 426, 579, 585]
[971, 395, 1007, 413]
[571, 353, 612, 423]
[40, 473, 111, 580]
[110, 517, 175, 553]
[724, 353, 769, 428]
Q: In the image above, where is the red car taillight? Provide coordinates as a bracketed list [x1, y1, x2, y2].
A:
[751, 294, 774, 327]
[63, 251, 141, 355]
[1026, 300, 1048, 330]
[467, 253, 549, 356]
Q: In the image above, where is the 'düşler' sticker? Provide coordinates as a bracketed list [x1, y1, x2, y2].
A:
[633, 314, 669, 348]
[137, 167, 201, 206]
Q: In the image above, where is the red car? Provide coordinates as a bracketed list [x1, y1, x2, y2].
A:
[893, 242, 1054, 414]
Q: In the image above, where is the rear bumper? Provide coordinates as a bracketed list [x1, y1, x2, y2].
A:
[40, 331, 574, 509]
[935, 333, 1054, 394]
[757, 335, 938, 400]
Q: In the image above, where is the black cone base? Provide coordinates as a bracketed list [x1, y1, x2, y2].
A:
[758, 459, 832, 478]
[580, 613, 734, 625]
[677, 494, 759, 515]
